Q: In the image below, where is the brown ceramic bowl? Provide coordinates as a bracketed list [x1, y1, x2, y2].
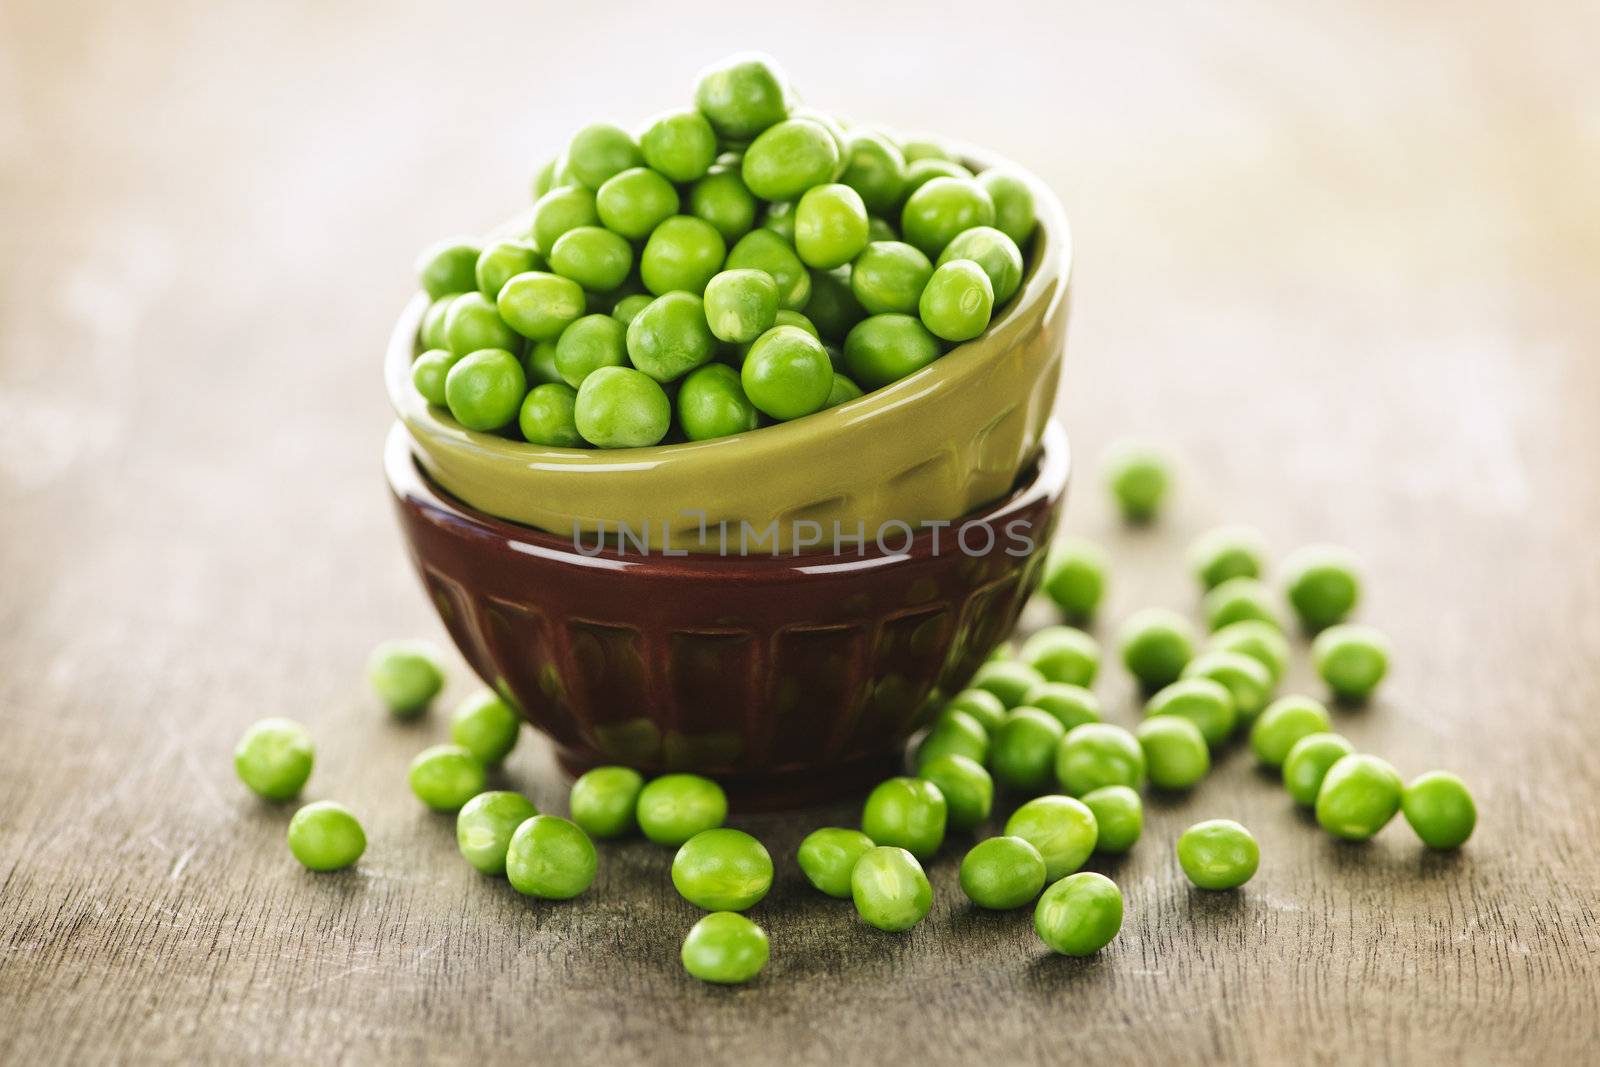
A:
[386, 419, 1071, 808]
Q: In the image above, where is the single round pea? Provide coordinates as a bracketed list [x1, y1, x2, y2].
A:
[918, 259, 993, 342]
[554, 313, 628, 387]
[977, 168, 1037, 246]
[408, 744, 486, 813]
[445, 348, 525, 432]
[625, 292, 716, 384]
[443, 292, 520, 355]
[611, 293, 654, 326]
[455, 791, 538, 875]
[693, 53, 791, 140]
[1137, 715, 1210, 790]
[959, 835, 1046, 910]
[1019, 626, 1099, 687]
[639, 216, 726, 296]
[449, 688, 521, 765]
[842, 313, 945, 389]
[549, 226, 633, 293]
[1204, 577, 1283, 631]
[1189, 525, 1268, 590]
[1315, 754, 1404, 840]
[915, 709, 990, 768]
[475, 239, 543, 301]
[366, 639, 445, 717]
[416, 238, 480, 299]
[1102, 440, 1171, 522]
[1177, 819, 1259, 890]
[1182, 649, 1273, 722]
[1040, 537, 1107, 622]
[574, 366, 671, 448]
[900, 138, 952, 163]
[704, 269, 779, 343]
[566, 123, 642, 190]
[860, 776, 947, 860]
[681, 911, 769, 984]
[726, 228, 811, 310]
[1118, 608, 1197, 690]
[1281, 544, 1362, 631]
[944, 688, 1007, 734]
[900, 176, 995, 257]
[412, 348, 463, 407]
[741, 325, 832, 420]
[1402, 771, 1477, 849]
[850, 846, 933, 932]
[1250, 695, 1331, 767]
[1144, 677, 1237, 748]
[803, 267, 866, 340]
[419, 296, 453, 349]
[569, 766, 645, 839]
[1209, 620, 1291, 685]
[797, 827, 875, 898]
[595, 167, 679, 240]
[794, 183, 869, 270]
[505, 814, 597, 899]
[991, 707, 1066, 792]
[1282, 732, 1356, 806]
[937, 226, 1025, 306]
[839, 130, 907, 214]
[234, 718, 314, 801]
[636, 774, 727, 846]
[918, 754, 993, 831]
[1057, 723, 1146, 796]
[677, 363, 758, 441]
[688, 167, 759, 243]
[531, 185, 600, 255]
[519, 383, 582, 446]
[1312, 624, 1390, 701]
[903, 157, 974, 196]
[671, 828, 774, 912]
[1023, 682, 1103, 731]
[741, 118, 840, 202]
[640, 109, 717, 182]
[850, 241, 933, 315]
[1004, 795, 1098, 881]
[286, 801, 366, 872]
[1034, 872, 1123, 956]
[970, 659, 1047, 708]
[497, 271, 586, 342]
[1081, 785, 1142, 854]
[524, 338, 562, 385]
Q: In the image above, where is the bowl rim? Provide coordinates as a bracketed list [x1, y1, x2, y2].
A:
[386, 144, 1071, 471]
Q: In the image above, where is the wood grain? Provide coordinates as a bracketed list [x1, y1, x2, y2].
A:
[2, 0, 1599, 1063]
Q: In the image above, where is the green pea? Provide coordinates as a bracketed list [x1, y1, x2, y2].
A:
[770, 309, 817, 337]
[726, 229, 811, 310]
[455, 791, 538, 875]
[937, 226, 1025, 306]
[505, 814, 597, 899]
[693, 53, 792, 140]
[1144, 677, 1237, 748]
[1402, 771, 1476, 849]
[760, 200, 796, 242]
[741, 325, 832, 420]
[970, 658, 1046, 708]
[519, 383, 582, 447]
[959, 835, 1046, 910]
[900, 138, 952, 163]
[554, 313, 628, 387]
[611, 293, 654, 326]
[1034, 872, 1123, 956]
[412, 349, 462, 406]
[574, 366, 672, 447]
[640, 109, 717, 182]
[1118, 607, 1197, 690]
[915, 708, 990, 768]
[1019, 626, 1099, 687]
[1182, 649, 1273, 722]
[688, 167, 759, 243]
[990, 707, 1066, 792]
[976, 168, 1037, 246]
[1189, 525, 1268, 590]
[475, 239, 543, 301]
[903, 157, 974, 197]
[1080, 785, 1143, 854]
[1004, 795, 1098, 881]
[1104, 441, 1174, 523]
[843, 313, 945, 388]
[444, 291, 520, 355]
[636, 773, 727, 846]
[793, 107, 850, 180]
[850, 846, 933, 932]
[839, 130, 908, 214]
[1023, 682, 1103, 731]
[531, 157, 557, 199]
[1057, 723, 1146, 796]
[569, 766, 645, 839]
[1249, 695, 1331, 767]
[704, 269, 779, 343]
[640, 216, 726, 296]
[366, 639, 445, 717]
[918, 259, 993, 342]
[671, 828, 773, 911]
[286, 801, 366, 872]
[416, 238, 480, 299]
[407, 744, 486, 813]
[1209, 620, 1291, 685]
[1281, 732, 1355, 806]
[917, 754, 993, 831]
[449, 688, 521, 765]
[1136, 715, 1210, 790]
[445, 348, 526, 432]
[1040, 537, 1107, 622]
[1281, 544, 1362, 631]
[1315, 754, 1403, 840]
[741, 118, 840, 202]
[595, 167, 679, 240]
[944, 688, 1007, 734]
[797, 827, 875, 898]
[419, 296, 453, 349]
[850, 241, 933, 315]
[794, 183, 870, 270]
[802, 267, 866, 340]
[524, 338, 562, 385]
[497, 271, 586, 341]
[549, 226, 633, 292]
[1312, 624, 1390, 701]
[677, 363, 758, 441]
[900, 176, 995, 257]
[531, 185, 600, 255]
[681, 911, 769, 984]
[626, 292, 716, 383]
[1177, 819, 1259, 890]
[234, 718, 314, 801]
[860, 776, 947, 860]
[566, 123, 643, 189]
[1203, 577, 1283, 631]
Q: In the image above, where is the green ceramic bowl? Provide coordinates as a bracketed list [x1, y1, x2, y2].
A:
[387, 150, 1071, 553]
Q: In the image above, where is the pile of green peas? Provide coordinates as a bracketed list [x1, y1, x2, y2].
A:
[408, 53, 1040, 449]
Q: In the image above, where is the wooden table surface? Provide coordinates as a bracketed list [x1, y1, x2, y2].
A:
[4, 1, 1599, 1063]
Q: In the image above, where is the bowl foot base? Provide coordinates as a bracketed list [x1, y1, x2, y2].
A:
[553, 747, 905, 813]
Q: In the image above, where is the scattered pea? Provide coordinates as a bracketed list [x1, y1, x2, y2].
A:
[1182, 649, 1273, 722]
[1057, 723, 1147, 796]
[944, 688, 1007, 734]
[991, 707, 1067, 792]
[1249, 696, 1331, 767]
[1312, 623, 1390, 701]
[1019, 625, 1100, 687]
[1209, 620, 1290, 685]
[918, 754, 994, 831]
[1189, 525, 1268, 590]
[366, 639, 445, 718]
[1102, 441, 1171, 522]
[1281, 544, 1362, 631]
[1315, 754, 1403, 841]
[1137, 716, 1211, 790]
[671, 828, 774, 911]
[449, 688, 521, 765]
[860, 776, 947, 860]
[1401, 771, 1477, 849]
[234, 718, 314, 801]
[681, 911, 770, 984]
[569, 766, 645, 839]
[1118, 608, 1197, 690]
[1080, 785, 1143, 854]
[1023, 682, 1103, 731]
[505, 814, 597, 899]
[456, 791, 538, 875]
[287, 801, 366, 872]
[797, 827, 876, 898]
[1176, 819, 1259, 890]
[1040, 537, 1107, 622]
[1004, 795, 1098, 881]
[636, 774, 728, 846]
[915, 708, 990, 768]
[970, 659, 1047, 708]
[959, 836, 1047, 910]
[693, 53, 791, 140]
[408, 744, 486, 813]
[1144, 677, 1237, 748]
[1282, 732, 1356, 806]
[850, 846, 933, 932]
[1203, 577, 1283, 632]
[1034, 872, 1123, 956]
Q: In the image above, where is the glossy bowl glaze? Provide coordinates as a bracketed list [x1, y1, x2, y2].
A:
[387, 419, 1070, 808]
[386, 150, 1071, 552]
